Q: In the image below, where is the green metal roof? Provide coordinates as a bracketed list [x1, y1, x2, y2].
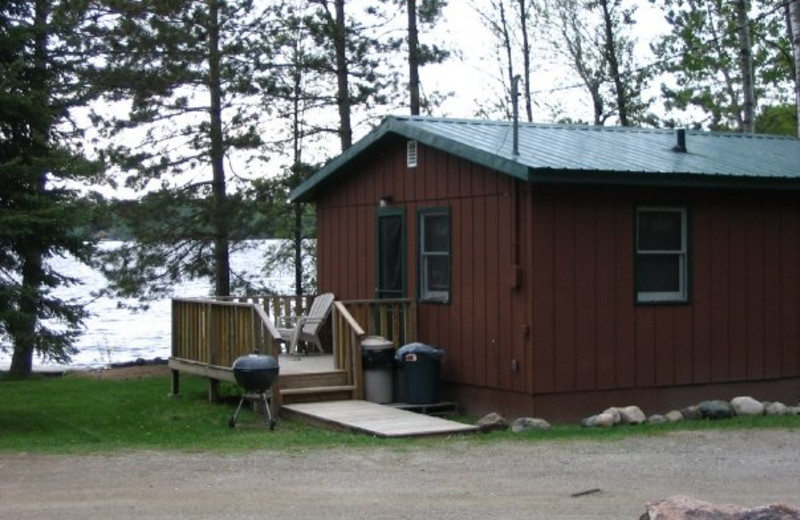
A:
[291, 116, 800, 202]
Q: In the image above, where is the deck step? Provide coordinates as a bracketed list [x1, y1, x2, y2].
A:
[280, 384, 356, 404]
[279, 370, 349, 390]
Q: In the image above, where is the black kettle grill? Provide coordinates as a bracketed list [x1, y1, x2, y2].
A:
[228, 353, 280, 429]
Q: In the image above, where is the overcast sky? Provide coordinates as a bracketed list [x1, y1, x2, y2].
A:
[425, 1, 669, 122]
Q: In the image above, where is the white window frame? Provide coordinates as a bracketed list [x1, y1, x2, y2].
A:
[635, 206, 688, 303]
[419, 209, 450, 302]
[406, 140, 418, 168]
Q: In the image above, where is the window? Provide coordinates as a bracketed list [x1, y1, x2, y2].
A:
[406, 140, 418, 168]
[635, 207, 688, 303]
[418, 208, 450, 302]
[376, 208, 405, 299]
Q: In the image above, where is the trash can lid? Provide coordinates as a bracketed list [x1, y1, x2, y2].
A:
[361, 335, 394, 350]
[395, 342, 444, 361]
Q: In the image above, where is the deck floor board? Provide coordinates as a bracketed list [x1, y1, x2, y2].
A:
[281, 400, 477, 438]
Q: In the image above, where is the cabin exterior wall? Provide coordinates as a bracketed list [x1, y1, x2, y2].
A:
[315, 138, 800, 420]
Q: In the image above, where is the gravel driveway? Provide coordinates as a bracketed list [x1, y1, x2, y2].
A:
[2, 429, 798, 519]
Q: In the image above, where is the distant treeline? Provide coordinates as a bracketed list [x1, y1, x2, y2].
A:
[89, 197, 296, 242]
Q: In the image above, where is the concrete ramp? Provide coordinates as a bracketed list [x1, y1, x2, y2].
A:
[281, 400, 477, 438]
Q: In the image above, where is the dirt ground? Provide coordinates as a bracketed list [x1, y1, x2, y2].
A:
[2, 428, 799, 520]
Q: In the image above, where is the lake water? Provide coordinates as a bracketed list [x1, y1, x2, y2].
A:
[0, 240, 298, 371]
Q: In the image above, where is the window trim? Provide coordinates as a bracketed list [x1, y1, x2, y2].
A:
[417, 207, 451, 303]
[635, 206, 689, 304]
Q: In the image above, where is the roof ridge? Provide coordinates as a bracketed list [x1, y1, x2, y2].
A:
[388, 115, 800, 141]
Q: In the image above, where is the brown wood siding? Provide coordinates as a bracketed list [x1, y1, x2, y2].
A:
[316, 139, 528, 390]
[528, 186, 800, 395]
[314, 138, 800, 399]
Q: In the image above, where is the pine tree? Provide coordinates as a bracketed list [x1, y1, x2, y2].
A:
[651, 0, 792, 132]
[390, 0, 450, 115]
[0, 0, 103, 376]
[790, 0, 800, 137]
[93, 0, 273, 300]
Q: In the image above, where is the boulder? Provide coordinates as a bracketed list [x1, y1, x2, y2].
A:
[787, 406, 800, 416]
[618, 405, 646, 425]
[699, 400, 734, 420]
[730, 396, 764, 416]
[602, 407, 622, 425]
[765, 402, 788, 416]
[510, 417, 551, 433]
[594, 412, 616, 427]
[476, 412, 508, 433]
[641, 495, 800, 519]
[647, 414, 667, 425]
[580, 415, 597, 428]
[680, 405, 703, 421]
[665, 410, 684, 422]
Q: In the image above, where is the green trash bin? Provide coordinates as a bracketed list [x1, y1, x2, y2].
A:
[395, 343, 444, 404]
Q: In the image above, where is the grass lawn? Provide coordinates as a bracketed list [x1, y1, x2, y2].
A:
[1, 370, 798, 454]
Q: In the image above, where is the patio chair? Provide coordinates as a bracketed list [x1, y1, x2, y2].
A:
[276, 292, 335, 355]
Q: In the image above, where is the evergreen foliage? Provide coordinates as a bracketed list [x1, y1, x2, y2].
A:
[92, 0, 274, 298]
[0, 0, 103, 375]
[650, 0, 795, 132]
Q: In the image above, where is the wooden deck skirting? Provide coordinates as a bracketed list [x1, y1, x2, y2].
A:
[170, 296, 417, 414]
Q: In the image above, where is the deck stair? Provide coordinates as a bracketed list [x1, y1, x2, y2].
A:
[278, 367, 356, 404]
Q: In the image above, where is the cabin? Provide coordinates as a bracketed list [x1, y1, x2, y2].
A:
[290, 115, 800, 421]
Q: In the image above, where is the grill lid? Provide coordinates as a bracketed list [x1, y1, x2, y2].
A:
[232, 353, 279, 372]
[232, 354, 280, 393]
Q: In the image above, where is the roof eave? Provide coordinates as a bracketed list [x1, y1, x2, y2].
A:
[290, 117, 529, 203]
[530, 168, 800, 190]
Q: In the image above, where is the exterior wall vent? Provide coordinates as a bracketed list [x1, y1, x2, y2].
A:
[406, 140, 418, 168]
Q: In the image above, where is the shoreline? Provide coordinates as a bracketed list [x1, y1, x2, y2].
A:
[0, 356, 168, 376]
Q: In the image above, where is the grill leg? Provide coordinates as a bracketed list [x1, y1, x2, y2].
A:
[261, 392, 277, 430]
[229, 395, 247, 428]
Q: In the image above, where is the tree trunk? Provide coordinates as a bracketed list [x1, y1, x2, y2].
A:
[599, 0, 628, 126]
[790, 0, 800, 138]
[208, 0, 231, 296]
[10, 240, 45, 376]
[293, 203, 303, 294]
[9, 0, 50, 377]
[407, 0, 420, 115]
[517, 0, 533, 122]
[334, 0, 352, 151]
[736, 0, 755, 133]
[292, 42, 304, 295]
[496, 0, 515, 117]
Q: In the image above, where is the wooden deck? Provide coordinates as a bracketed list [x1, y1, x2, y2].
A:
[281, 400, 477, 438]
[170, 296, 456, 435]
[168, 353, 335, 380]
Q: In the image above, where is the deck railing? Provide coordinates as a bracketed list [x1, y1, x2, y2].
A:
[331, 301, 366, 396]
[171, 297, 284, 368]
[211, 294, 316, 330]
[341, 299, 417, 347]
[171, 295, 418, 402]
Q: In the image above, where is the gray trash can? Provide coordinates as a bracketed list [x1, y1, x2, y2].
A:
[361, 336, 394, 404]
[395, 343, 444, 404]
